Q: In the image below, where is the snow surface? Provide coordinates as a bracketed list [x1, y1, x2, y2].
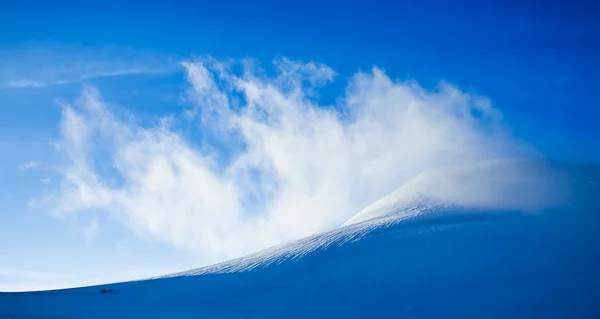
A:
[1, 159, 599, 318]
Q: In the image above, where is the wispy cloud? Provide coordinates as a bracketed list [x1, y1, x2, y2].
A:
[40, 57, 532, 265]
[6, 80, 70, 88]
[80, 67, 168, 79]
[18, 161, 39, 169]
[0, 45, 179, 89]
[4, 68, 168, 89]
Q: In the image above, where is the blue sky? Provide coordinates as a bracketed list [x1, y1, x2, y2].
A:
[0, 0, 598, 291]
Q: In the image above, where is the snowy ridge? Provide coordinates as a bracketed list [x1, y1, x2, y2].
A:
[155, 204, 439, 278]
[155, 158, 565, 279]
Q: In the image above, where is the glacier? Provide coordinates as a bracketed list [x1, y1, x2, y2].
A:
[1, 159, 599, 318]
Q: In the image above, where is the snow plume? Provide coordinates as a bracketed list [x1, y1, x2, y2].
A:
[45, 57, 531, 263]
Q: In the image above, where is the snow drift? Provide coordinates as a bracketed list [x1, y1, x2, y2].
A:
[1, 159, 599, 318]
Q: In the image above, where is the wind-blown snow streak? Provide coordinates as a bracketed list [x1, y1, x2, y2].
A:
[155, 158, 571, 278]
[344, 158, 569, 226]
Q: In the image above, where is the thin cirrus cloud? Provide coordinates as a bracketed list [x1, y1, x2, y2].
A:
[6, 80, 71, 88]
[39, 56, 532, 264]
[3, 67, 172, 89]
[18, 161, 39, 170]
[0, 46, 179, 89]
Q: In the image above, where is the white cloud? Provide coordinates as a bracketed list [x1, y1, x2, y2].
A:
[6, 79, 70, 88]
[41, 177, 51, 184]
[4, 68, 163, 88]
[43, 57, 531, 265]
[80, 67, 168, 80]
[18, 161, 39, 169]
[0, 46, 178, 89]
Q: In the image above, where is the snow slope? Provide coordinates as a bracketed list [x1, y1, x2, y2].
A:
[1, 159, 599, 318]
